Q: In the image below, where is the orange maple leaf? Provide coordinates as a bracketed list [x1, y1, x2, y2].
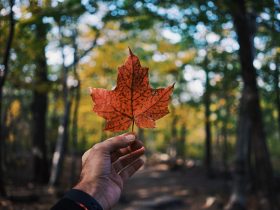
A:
[90, 48, 174, 132]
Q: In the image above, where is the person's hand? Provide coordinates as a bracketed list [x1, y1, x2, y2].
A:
[74, 133, 145, 210]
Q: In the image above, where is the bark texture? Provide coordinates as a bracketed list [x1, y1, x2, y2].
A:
[0, 0, 15, 196]
[227, 0, 275, 209]
[32, 20, 49, 184]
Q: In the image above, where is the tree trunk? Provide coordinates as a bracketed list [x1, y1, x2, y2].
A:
[221, 107, 229, 176]
[49, 24, 72, 186]
[49, 99, 72, 186]
[170, 115, 178, 159]
[0, 90, 6, 197]
[31, 20, 49, 184]
[226, 88, 252, 210]
[227, 0, 275, 209]
[70, 82, 80, 186]
[274, 55, 280, 138]
[49, 22, 101, 187]
[178, 122, 186, 159]
[204, 59, 213, 178]
[0, 0, 15, 197]
[169, 115, 178, 170]
[272, 0, 280, 139]
[70, 29, 80, 186]
[222, 93, 230, 176]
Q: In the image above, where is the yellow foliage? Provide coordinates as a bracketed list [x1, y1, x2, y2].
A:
[10, 100, 21, 117]
[8, 133, 15, 143]
[7, 100, 21, 126]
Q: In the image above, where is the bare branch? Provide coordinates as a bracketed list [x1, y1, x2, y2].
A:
[65, 30, 101, 70]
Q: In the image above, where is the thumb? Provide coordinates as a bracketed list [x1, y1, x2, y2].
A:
[103, 133, 136, 152]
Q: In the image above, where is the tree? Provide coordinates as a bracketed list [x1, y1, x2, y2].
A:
[28, 1, 50, 183]
[0, 0, 15, 196]
[275, 54, 280, 137]
[70, 27, 81, 185]
[203, 53, 213, 177]
[49, 21, 73, 186]
[226, 0, 276, 209]
[49, 14, 101, 186]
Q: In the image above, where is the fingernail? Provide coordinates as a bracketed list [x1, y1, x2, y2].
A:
[88, 87, 93, 95]
[125, 134, 135, 142]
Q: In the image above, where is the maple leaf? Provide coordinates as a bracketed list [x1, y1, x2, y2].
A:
[90, 48, 174, 132]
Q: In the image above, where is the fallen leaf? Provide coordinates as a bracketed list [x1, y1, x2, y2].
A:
[90, 48, 174, 132]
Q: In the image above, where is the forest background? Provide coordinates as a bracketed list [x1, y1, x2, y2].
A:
[0, 0, 280, 210]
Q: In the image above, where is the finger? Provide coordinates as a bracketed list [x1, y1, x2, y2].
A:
[111, 140, 143, 162]
[82, 149, 91, 165]
[113, 149, 144, 173]
[130, 139, 144, 151]
[119, 159, 144, 181]
[113, 146, 145, 173]
[102, 133, 136, 152]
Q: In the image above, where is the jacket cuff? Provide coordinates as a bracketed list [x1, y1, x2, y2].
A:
[64, 189, 103, 210]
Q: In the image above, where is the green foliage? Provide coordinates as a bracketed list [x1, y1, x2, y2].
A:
[1, 0, 279, 171]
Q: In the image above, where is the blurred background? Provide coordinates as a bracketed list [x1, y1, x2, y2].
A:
[0, 0, 280, 209]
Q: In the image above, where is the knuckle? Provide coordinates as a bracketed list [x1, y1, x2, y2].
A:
[109, 135, 123, 142]
[92, 143, 103, 151]
[106, 137, 114, 144]
[81, 153, 87, 161]
[106, 136, 122, 146]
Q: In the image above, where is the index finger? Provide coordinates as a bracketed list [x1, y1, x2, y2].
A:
[111, 140, 144, 162]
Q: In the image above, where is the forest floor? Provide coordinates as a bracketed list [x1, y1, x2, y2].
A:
[0, 158, 275, 210]
[114, 161, 229, 210]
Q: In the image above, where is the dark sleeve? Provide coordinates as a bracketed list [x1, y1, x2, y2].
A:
[51, 189, 103, 210]
[51, 198, 85, 210]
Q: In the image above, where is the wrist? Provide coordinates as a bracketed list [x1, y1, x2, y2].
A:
[64, 189, 103, 210]
[74, 181, 107, 210]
